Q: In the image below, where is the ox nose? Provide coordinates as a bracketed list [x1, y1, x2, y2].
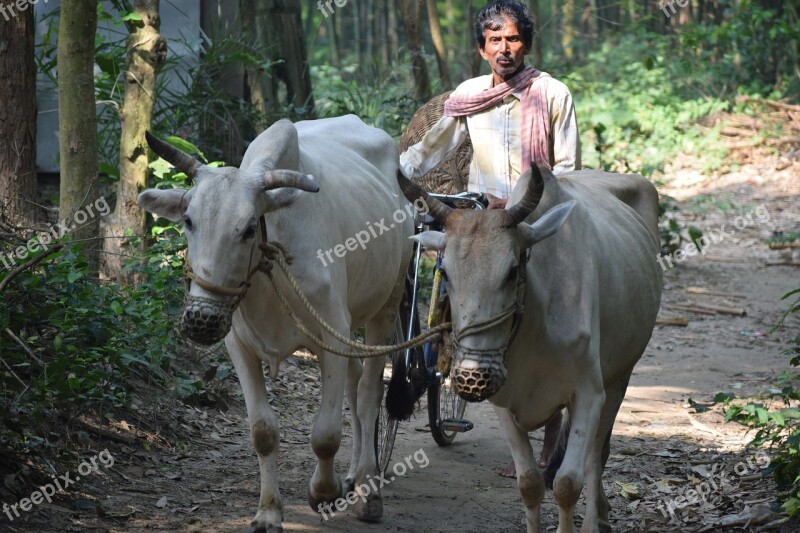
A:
[181, 297, 235, 345]
[452, 357, 507, 402]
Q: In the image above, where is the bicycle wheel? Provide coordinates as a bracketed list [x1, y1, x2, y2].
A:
[375, 313, 404, 474]
[427, 365, 467, 446]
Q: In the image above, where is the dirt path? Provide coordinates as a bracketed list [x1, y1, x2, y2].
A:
[7, 168, 798, 532]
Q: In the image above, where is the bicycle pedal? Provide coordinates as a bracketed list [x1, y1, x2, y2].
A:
[440, 418, 474, 432]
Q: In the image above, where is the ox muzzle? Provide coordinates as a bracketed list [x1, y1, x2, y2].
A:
[451, 347, 508, 402]
[181, 295, 238, 345]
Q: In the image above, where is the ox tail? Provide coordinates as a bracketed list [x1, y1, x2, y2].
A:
[385, 351, 417, 420]
[544, 409, 570, 490]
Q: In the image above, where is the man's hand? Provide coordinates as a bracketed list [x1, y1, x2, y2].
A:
[485, 193, 508, 210]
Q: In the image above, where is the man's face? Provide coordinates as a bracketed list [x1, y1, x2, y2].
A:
[479, 17, 529, 83]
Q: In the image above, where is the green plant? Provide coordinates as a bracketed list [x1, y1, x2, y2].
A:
[726, 288, 800, 517]
[313, 61, 418, 138]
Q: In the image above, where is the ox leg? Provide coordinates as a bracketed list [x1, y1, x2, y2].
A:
[581, 374, 630, 533]
[553, 381, 605, 533]
[225, 337, 283, 533]
[308, 349, 349, 511]
[348, 315, 394, 521]
[343, 357, 364, 494]
[495, 406, 544, 533]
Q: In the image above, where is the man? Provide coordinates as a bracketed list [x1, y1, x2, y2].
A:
[400, 0, 580, 208]
[400, 0, 578, 477]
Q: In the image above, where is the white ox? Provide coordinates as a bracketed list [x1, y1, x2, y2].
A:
[395, 165, 662, 533]
[138, 116, 414, 532]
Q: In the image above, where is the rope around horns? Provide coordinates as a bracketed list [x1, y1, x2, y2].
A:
[261, 242, 451, 359]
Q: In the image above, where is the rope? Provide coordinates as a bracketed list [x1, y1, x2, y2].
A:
[262, 243, 451, 359]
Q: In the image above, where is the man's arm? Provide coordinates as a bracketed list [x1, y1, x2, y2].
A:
[550, 88, 581, 175]
[399, 114, 469, 178]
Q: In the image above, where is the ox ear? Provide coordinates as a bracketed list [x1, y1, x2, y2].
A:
[137, 189, 192, 222]
[518, 200, 576, 248]
[411, 231, 446, 251]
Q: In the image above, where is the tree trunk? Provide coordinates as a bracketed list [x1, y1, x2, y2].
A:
[562, 0, 576, 59]
[426, 0, 452, 89]
[242, 0, 315, 123]
[377, 0, 389, 65]
[58, 0, 100, 270]
[399, 0, 431, 101]
[0, 5, 43, 227]
[467, 0, 482, 77]
[325, 5, 341, 66]
[388, 0, 399, 64]
[101, 0, 167, 281]
[528, 0, 543, 67]
[445, 0, 456, 64]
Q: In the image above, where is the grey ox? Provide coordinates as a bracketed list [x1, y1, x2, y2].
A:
[138, 116, 414, 532]
[396, 165, 662, 533]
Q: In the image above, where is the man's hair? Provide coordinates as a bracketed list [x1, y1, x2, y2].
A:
[474, 0, 534, 51]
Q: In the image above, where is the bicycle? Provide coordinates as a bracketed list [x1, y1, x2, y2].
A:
[376, 191, 487, 473]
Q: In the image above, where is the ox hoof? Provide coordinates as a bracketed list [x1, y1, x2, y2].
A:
[308, 476, 344, 512]
[246, 525, 283, 533]
[353, 494, 383, 523]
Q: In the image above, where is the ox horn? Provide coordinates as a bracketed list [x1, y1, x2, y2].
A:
[145, 131, 202, 178]
[506, 163, 545, 225]
[396, 170, 452, 224]
[264, 170, 319, 193]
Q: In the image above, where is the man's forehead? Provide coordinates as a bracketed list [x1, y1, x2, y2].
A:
[484, 16, 520, 36]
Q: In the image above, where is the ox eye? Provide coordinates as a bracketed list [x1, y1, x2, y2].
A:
[507, 265, 519, 282]
[242, 225, 257, 240]
[183, 216, 193, 231]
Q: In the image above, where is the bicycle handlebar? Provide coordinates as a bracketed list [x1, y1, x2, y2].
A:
[428, 191, 488, 210]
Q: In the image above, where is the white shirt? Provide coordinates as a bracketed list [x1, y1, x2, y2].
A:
[400, 73, 581, 197]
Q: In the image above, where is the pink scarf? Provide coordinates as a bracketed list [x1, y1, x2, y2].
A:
[443, 66, 552, 173]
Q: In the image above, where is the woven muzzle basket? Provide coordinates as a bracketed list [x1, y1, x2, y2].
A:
[400, 91, 473, 194]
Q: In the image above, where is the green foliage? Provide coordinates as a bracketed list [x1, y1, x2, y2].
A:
[725, 288, 800, 516]
[564, 32, 729, 177]
[675, 0, 799, 98]
[313, 62, 418, 139]
[0, 242, 184, 453]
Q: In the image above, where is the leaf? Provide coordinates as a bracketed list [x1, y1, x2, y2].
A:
[164, 136, 206, 161]
[615, 481, 641, 499]
[121, 12, 143, 22]
[714, 392, 736, 403]
[67, 271, 83, 283]
[770, 412, 786, 426]
[110, 301, 124, 315]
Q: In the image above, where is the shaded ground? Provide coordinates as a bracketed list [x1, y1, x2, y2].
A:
[2, 160, 798, 532]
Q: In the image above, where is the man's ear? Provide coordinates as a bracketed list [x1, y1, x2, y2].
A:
[518, 200, 576, 248]
[411, 231, 446, 251]
[138, 189, 192, 222]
